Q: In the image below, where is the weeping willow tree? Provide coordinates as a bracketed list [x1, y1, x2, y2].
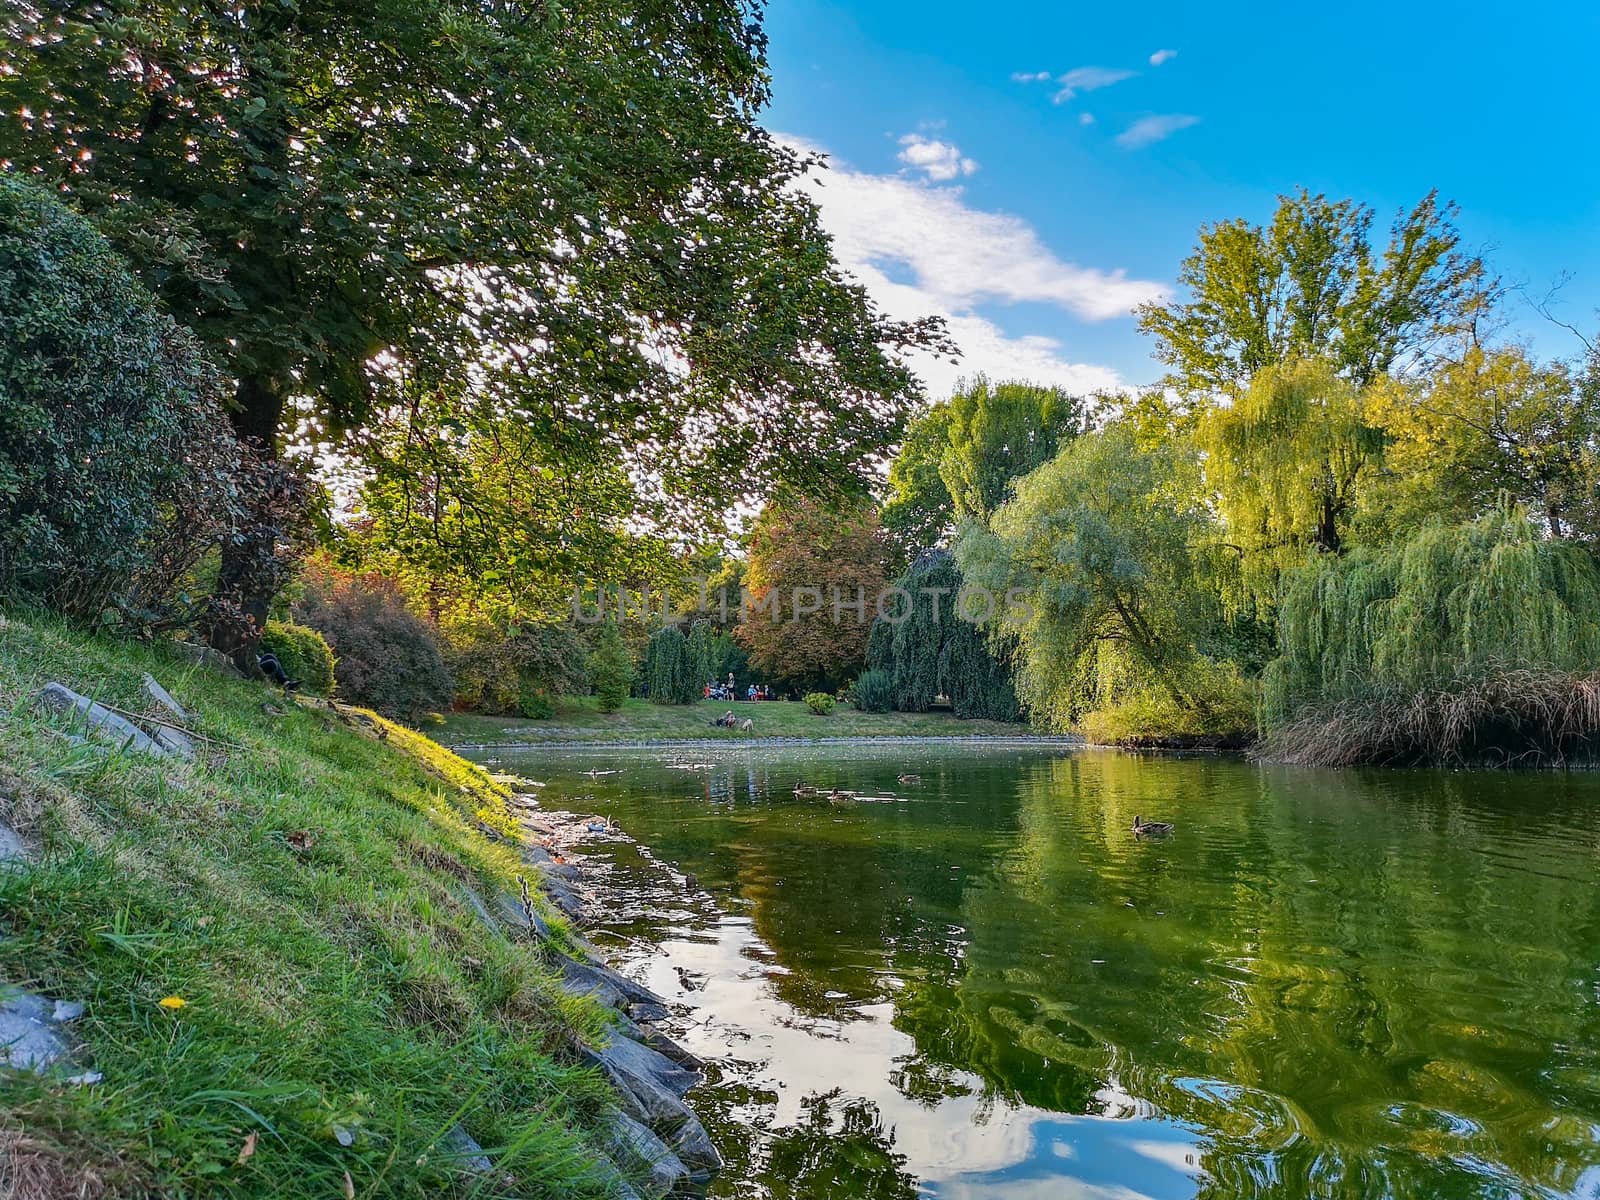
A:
[1199, 358, 1386, 609]
[864, 550, 1021, 720]
[644, 625, 699, 705]
[956, 425, 1254, 742]
[1263, 508, 1600, 765]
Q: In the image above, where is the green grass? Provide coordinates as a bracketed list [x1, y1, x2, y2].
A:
[426, 696, 1035, 746]
[0, 613, 628, 1199]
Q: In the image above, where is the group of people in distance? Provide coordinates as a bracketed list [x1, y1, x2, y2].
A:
[704, 676, 776, 702]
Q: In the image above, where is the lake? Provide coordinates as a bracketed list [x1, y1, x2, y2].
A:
[474, 743, 1600, 1199]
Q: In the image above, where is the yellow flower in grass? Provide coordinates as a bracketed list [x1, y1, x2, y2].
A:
[158, 995, 188, 1010]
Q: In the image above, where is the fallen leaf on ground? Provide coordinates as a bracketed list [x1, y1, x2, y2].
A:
[237, 1133, 257, 1165]
[343, 1171, 355, 1199]
[286, 830, 316, 850]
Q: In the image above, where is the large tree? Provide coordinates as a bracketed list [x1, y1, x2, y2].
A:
[941, 378, 1092, 526]
[957, 425, 1250, 736]
[738, 496, 888, 692]
[864, 550, 1020, 720]
[1365, 344, 1600, 544]
[1198, 358, 1386, 606]
[1138, 189, 1489, 395]
[0, 0, 941, 647]
[881, 403, 956, 574]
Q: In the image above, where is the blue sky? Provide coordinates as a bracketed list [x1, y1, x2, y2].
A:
[759, 0, 1600, 395]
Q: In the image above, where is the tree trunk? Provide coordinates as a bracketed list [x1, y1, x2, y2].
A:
[203, 369, 289, 667]
[1315, 496, 1342, 555]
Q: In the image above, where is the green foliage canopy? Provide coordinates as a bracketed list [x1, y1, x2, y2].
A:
[1198, 358, 1386, 605]
[1365, 345, 1600, 544]
[0, 0, 944, 609]
[1265, 508, 1600, 725]
[1138, 189, 1488, 394]
[881, 403, 956, 572]
[940, 378, 1092, 526]
[958, 425, 1249, 735]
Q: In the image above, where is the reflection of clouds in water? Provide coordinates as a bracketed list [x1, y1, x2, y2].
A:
[636, 914, 1202, 1196]
[932, 1181, 1158, 1200]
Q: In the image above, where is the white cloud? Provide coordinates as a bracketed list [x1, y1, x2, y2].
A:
[1052, 66, 1136, 103]
[897, 134, 978, 182]
[1148, 48, 1178, 66]
[1010, 70, 1053, 83]
[1116, 113, 1200, 148]
[1078, 112, 1096, 126]
[779, 135, 1164, 396]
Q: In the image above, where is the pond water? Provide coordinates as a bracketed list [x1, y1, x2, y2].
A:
[476, 743, 1600, 1199]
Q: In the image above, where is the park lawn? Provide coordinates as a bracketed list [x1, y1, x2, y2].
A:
[426, 696, 1035, 745]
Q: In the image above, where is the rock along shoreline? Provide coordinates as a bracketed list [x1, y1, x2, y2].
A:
[505, 805, 721, 1198]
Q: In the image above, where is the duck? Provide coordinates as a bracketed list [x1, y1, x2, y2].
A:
[793, 784, 820, 797]
[1131, 815, 1173, 836]
[827, 789, 857, 802]
[896, 773, 922, 784]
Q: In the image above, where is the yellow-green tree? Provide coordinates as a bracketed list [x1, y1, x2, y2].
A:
[1364, 345, 1600, 542]
[1139, 189, 1488, 394]
[1198, 359, 1385, 606]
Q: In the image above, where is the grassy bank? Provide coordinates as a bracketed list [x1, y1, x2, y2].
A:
[0, 614, 630, 1198]
[427, 697, 1033, 747]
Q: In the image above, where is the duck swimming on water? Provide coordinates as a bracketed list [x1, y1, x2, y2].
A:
[1131, 815, 1173, 836]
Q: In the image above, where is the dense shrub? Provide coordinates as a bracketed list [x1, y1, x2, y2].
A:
[294, 578, 452, 721]
[853, 669, 895, 713]
[448, 620, 588, 715]
[259, 619, 336, 697]
[804, 692, 835, 716]
[0, 177, 241, 623]
[1081, 665, 1256, 748]
[516, 680, 555, 719]
[589, 621, 633, 714]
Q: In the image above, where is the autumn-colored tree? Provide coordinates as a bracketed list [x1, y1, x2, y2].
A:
[738, 498, 889, 692]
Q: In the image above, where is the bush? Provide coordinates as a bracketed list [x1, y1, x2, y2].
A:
[516, 681, 555, 719]
[448, 620, 588, 715]
[259, 620, 336, 697]
[294, 576, 453, 721]
[1081, 667, 1256, 749]
[589, 621, 633, 714]
[854, 670, 894, 713]
[804, 692, 835, 716]
[0, 177, 242, 623]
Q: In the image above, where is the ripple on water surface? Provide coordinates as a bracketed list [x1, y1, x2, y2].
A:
[478, 743, 1600, 1199]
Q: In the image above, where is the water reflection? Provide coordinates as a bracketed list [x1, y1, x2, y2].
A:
[481, 744, 1600, 1199]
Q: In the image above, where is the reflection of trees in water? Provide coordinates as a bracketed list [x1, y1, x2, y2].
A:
[886, 752, 1600, 1198]
[703, 1090, 921, 1200]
